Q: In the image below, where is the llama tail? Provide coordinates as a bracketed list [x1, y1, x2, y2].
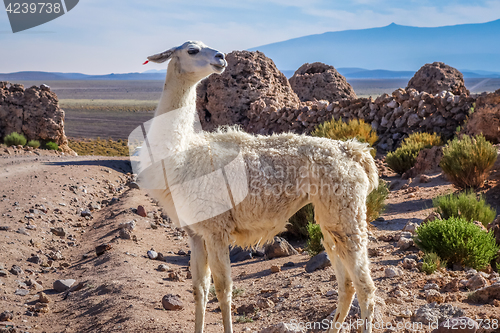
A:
[344, 139, 379, 193]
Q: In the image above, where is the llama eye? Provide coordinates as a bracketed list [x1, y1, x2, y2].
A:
[187, 49, 199, 55]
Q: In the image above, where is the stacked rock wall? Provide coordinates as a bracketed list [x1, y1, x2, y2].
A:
[0, 82, 73, 153]
[249, 88, 474, 151]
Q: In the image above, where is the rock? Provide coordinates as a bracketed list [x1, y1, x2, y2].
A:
[466, 274, 488, 291]
[157, 264, 169, 272]
[95, 243, 112, 256]
[402, 146, 443, 179]
[0, 311, 13, 321]
[431, 317, 479, 333]
[487, 216, 500, 245]
[413, 303, 465, 325]
[0, 269, 8, 277]
[384, 267, 402, 278]
[270, 265, 281, 273]
[257, 298, 274, 309]
[53, 279, 75, 292]
[289, 62, 357, 102]
[9, 265, 23, 275]
[119, 228, 132, 240]
[407, 62, 469, 96]
[282, 261, 295, 268]
[422, 212, 442, 225]
[419, 174, 431, 183]
[0, 83, 75, 154]
[469, 282, 500, 303]
[119, 220, 136, 230]
[136, 205, 147, 217]
[147, 250, 158, 260]
[305, 252, 331, 273]
[229, 246, 253, 263]
[325, 290, 337, 297]
[462, 89, 500, 143]
[80, 209, 92, 217]
[196, 50, 300, 134]
[424, 283, 440, 291]
[426, 289, 444, 303]
[259, 322, 305, 333]
[38, 292, 50, 303]
[237, 303, 257, 315]
[128, 181, 140, 189]
[50, 227, 65, 237]
[161, 294, 183, 310]
[264, 237, 298, 259]
[15, 289, 29, 296]
[35, 303, 49, 313]
[27, 255, 42, 264]
[177, 249, 186, 256]
[0, 226, 10, 231]
[402, 258, 417, 270]
[397, 235, 414, 250]
[402, 221, 418, 234]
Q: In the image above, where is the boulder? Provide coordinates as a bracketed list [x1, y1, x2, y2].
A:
[0, 82, 75, 154]
[289, 62, 357, 102]
[407, 62, 469, 96]
[196, 51, 300, 134]
[161, 294, 184, 310]
[413, 303, 465, 325]
[264, 237, 298, 259]
[469, 282, 500, 303]
[462, 89, 500, 143]
[305, 251, 331, 273]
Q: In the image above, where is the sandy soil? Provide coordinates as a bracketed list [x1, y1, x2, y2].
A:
[0, 145, 499, 333]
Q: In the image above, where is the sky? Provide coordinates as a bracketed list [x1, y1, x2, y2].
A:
[0, 0, 499, 74]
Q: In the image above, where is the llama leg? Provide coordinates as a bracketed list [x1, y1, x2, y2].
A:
[190, 235, 211, 333]
[322, 237, 355, 333]
[205, 238, 233, 333]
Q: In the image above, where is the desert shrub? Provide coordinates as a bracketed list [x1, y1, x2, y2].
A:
[306, 222, 324, 257]
[366, 180, 389, 223]
[440, 134, 497, 189]
[414, 217, 499, 270]
[433, 191, 496, 227]
[286, 204, 314, 239]
[420, 252, 446, 275]
[312, 118, 377, 156]
[26, 140, 40, 149]
[44, 141, 59, 150]
[235, 315, 253, 323]
[386, 132, 442, 174]
[4, 132, 27, 146]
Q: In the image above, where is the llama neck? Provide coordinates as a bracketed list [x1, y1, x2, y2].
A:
[153, 61, 201, 151]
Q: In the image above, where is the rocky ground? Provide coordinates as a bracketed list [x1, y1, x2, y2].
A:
[0, 145, 499, 333]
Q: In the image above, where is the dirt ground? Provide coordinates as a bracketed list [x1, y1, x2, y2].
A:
[0, 145, 499, 333]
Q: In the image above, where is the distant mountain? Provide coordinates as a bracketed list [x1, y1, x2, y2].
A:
[249, 19, 500, 74]
[0, 71, 166, 81]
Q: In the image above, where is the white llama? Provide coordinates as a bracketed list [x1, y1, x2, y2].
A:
[138, 41, 378, 333]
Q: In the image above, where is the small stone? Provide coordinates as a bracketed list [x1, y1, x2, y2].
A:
[162, 294, 183, 310]
[402, 221, 418, 234]
[422, 212, 441, 224]
[256, 298, 274, 309]
[325, 290, 337, 297]
[119, 228, 132, 240]
[81, 209, 92, 217]
[15, 289, 29, 296]
[397, 236, 414, 250]
[9, 265, 23, 275]
[147, 250, 158, 260]
[402, 258, 417, 269]
[384, 267, 401, 278]
[0, 269, 8, 277]
[137, 205, 147, 217]
[177, 249, 186, 256]
[270, 265, 280, 273]
[237, 303, 258, 315]
[466, 274, 488, 291]
[53, 279, 76, 292]
[424, 283, 440, 291]
[95, 243, 112, 256]
[158, 264, 169, 272]
[0, 226, 10, 231]
[50, 227, 66, 237]
[35, 303, 49, 313]
[425, 289, 444, 303]
[305, 252, 331, 273]
[119, 220, 136, 230]
[282, 261, 295, 267]
[0, 311, 13, 321]
[38, 292, 50, 303]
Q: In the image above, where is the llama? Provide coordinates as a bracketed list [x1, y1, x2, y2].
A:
[138, 41, 378, 333]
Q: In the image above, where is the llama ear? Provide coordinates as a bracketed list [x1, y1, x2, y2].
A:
[146, 46, 177, 63]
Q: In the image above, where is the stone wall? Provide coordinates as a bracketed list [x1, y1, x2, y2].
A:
[0, 82, 74, 154]
[249, 88, 474, 151]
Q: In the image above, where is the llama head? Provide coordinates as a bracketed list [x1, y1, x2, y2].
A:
[146, 41, 226, 81]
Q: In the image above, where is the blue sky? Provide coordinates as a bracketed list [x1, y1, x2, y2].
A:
[1, 0, 499, 74]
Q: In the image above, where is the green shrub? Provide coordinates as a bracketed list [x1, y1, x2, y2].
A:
[366, 180, 389, 223]
[401, 132, 443, 147]
[235, 315, 253, 323]
[312, 118, 377, 156]
[433, 191, 496, 227]
[44, 141, 59, 150]
[385, 132, 442, 174]
[4, 132, 27, 146]
[420, 252, 446, 275]
[414, 217, 499, 270]
[286, 204, 314, 239]
[440, 134, 497, 189]
[306, 222, 324, 257]
[26, 140, 40, 149]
